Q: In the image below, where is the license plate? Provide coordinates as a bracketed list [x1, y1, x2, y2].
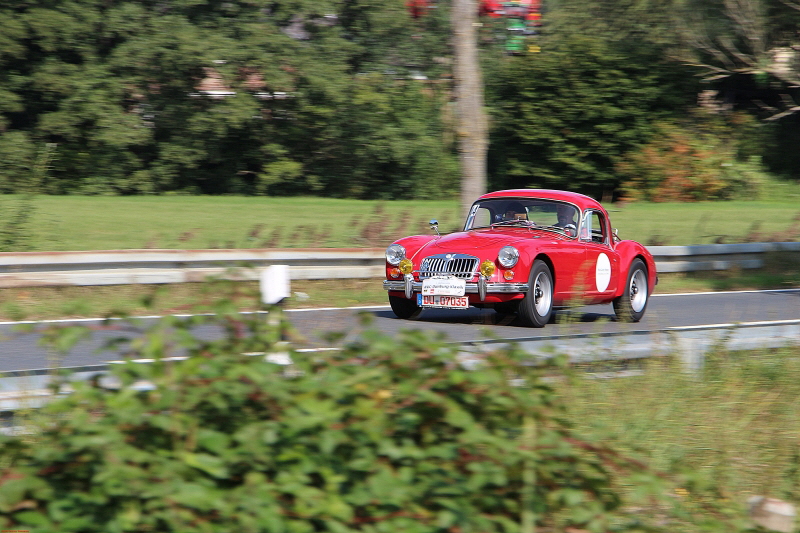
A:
[421, 277, 466, 296]
[417, 294, 470, 309]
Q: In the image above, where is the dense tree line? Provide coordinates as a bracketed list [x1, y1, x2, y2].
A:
[0, 0, 799, 199]
[488, 0, 800, 200]
[0, 0, 457, 198]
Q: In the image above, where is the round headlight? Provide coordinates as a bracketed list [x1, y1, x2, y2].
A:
[385, 244, 406, 266]
[498, 246, 519, 268]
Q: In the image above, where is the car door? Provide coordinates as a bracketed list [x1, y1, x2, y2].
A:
[579, 209, 619, 303]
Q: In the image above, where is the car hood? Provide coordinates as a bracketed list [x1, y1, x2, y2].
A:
[408, 229, 545, 259]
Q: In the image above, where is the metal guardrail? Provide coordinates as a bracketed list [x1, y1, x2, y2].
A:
[0, 248, 385, 287]
[653, 241, 800, 273]
[0, 242, 797, 287]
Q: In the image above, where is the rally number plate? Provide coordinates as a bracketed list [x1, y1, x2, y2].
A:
[417, 294, 469, 309]
[421, 277, 466, 296]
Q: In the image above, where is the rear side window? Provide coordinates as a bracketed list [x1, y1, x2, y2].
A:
[581, 210, 608, 244]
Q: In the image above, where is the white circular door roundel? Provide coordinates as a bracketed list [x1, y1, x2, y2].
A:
[595, 253, 611, 292]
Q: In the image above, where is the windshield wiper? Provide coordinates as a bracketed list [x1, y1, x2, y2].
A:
[491, 219, 535, 228]
[535, 224, 577, 237]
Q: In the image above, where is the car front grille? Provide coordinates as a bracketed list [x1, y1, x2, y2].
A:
[419, 254, 479, 280]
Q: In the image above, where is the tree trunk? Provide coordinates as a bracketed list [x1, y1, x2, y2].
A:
[452, 0, 488, 219]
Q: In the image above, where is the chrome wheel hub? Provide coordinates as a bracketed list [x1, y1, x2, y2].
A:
[629, 269, 647, 313]
[533, 272, 552, 316]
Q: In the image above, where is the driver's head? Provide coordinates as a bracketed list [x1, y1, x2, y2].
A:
[557, 204, 574, 225]
[504, 202, 527, 220]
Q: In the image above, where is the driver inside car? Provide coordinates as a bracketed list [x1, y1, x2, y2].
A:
[554, 204, 577, 227]
[554, 204, 578, 237]
[502, 202, 528, 221]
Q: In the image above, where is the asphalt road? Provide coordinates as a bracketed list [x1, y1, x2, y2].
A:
[1, 289, 799, 373]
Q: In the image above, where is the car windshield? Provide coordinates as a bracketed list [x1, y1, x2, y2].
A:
[464, 198, 579, 235]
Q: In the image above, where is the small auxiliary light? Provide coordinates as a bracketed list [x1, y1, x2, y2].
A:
[503, 270, 515, 280]
[398, 258, 413, 275]
[480, 260, 495, 277]
[389, 268, 401, 278]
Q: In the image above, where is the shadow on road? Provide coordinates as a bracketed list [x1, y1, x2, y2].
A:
[373, 308, 619, 328]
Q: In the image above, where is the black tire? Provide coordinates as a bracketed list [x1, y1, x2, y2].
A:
[389, 295, 422, 319]
[518, 260, 554, 328]
[613, 258, 649, 322]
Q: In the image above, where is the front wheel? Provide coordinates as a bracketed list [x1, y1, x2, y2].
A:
[389, 295, 422, 320]
[518, 260, 553, 328]
[613, 258, 649, 322]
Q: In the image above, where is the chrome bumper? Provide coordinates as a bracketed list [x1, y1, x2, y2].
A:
[383, 277, 528, 301]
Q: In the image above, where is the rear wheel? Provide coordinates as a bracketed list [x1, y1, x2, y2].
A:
[389, 295, 422, 319]
[518, 260, 553, 328]
[613, 258, 649, 322]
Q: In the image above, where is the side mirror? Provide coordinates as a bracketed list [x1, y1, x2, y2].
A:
[429, 219, 440, 236]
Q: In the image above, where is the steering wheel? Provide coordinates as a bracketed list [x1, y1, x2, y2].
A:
[563, 223, 577, 237]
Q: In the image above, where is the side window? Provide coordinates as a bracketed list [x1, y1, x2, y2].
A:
[590, 211, 607, 244]
[580, 211, 592, 241]
[581, 211, 608, 244]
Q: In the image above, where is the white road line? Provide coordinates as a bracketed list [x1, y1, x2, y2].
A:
[654, 288, 799, 297]
[287, 305, 390, 312]
[668, 318, 800, 330]
[0, 289, 796, 327]
[0, 313, 205, 326]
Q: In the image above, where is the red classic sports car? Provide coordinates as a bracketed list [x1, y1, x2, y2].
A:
[383, 189, 658, 327]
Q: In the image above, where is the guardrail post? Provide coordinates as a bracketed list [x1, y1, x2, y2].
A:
[673, 335, 704, 375]
[261, 264, 290, 305]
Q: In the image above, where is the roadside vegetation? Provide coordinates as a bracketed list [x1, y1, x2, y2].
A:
[1, 294, 798, 532]
[560, 342, 800, 531]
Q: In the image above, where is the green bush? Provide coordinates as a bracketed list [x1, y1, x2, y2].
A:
[0, 305, 662, 532]
[617, 115, 769, 202]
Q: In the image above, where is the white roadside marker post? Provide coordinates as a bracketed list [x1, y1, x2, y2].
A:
[261, 264, 291, 306]
[261, 265, 291, 344]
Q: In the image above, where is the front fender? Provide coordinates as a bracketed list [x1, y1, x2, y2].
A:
[384, 235, 439, 278]
[393, 235, 439, 261]
[613, 240, 657, 298]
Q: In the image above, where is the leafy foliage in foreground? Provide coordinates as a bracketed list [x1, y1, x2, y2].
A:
[0, 306, 665, 532]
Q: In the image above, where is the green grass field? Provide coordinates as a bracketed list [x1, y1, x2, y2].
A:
[560, 344, 800, 530]
[4, 192, 799, 252]
[13, 195, 464, 251]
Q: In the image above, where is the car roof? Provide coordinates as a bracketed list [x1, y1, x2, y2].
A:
[477, 189, 604, 212]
